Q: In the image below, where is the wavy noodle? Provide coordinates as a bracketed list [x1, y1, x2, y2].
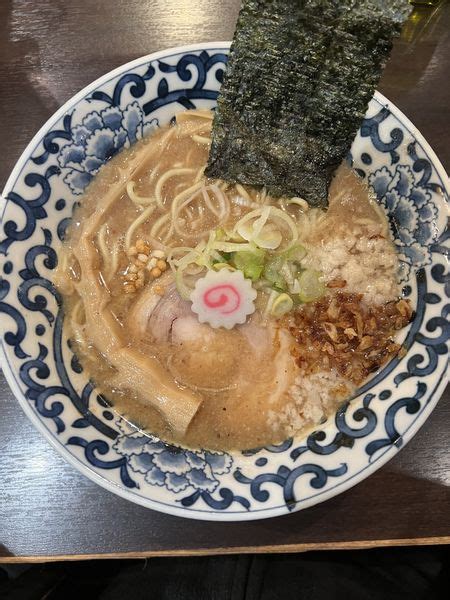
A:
[236, 183, 253, 203]
[72, 298, 85, 324]
[232, 195, 260, 210]
[53, 250, 76, 295]
[96, 225, 124, 283]
[194, 165, 206, 182]
[150, 212, 172, 243]
[154, 167, 197, 209]
[173, 182, 188, 196]
[59, 250, 69, 273]
[183, 147, 196, 167]
[97, 223, 109, 264]
[106, 241, 121, 281]
[69, 299, 88, 347]
[192, 135, 211, 145]
[126, 181, 154, 206]
[70, 322, 88, 348]
[170, 180, 204, 218]
[172, 185, 231, 241]
[152, 126, 176, 153]
[258, 187, 268, 204]
[284, 197, 309, 211]
[124, 204, 156, 252]
[201, 187, 221, 218]
[68, 298, 89, 348]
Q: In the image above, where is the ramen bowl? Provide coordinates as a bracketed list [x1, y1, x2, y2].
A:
[1, 43, 448, 521]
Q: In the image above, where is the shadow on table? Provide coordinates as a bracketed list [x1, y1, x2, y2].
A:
[219, 467, 450, 550]
[1, 545, 449, 600]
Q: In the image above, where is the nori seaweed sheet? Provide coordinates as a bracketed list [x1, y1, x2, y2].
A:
[206, 0, 411, 207]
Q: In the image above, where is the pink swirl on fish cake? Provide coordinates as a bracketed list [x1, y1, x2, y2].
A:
[203, 284, 241, 315]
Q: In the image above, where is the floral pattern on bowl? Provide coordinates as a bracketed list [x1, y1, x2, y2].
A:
[113, 420, 233, 496]
[56, 102, 158, 195]
[0, 43, 448, 520]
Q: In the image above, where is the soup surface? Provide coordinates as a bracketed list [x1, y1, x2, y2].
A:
[55, 110, 411, 451]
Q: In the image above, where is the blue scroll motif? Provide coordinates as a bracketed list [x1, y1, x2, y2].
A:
[18, 230, 59, 326]
[360, 107, 403, 165]
[365, 382, 427, 456]
[0, 277, 28, 359]
[32, 114, 73, 166]
[90, 64, 156, 107]
[234, 462, 348, 511]
[394, 233, 450, 386]
[289, 393, 378, 461]
[0, 167, 60, 256]
[143, 51, 227, 114]
[67, 437, 137, 489]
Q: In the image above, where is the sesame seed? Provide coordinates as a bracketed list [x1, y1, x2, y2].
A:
[152, 249, 165, 259]
[137, 253, 149, 263]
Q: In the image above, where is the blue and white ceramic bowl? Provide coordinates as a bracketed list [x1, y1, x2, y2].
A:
[1, 43, 448, 521]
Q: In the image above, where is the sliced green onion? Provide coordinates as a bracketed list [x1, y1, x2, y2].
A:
[215, 228, 228, 241]
[237, 205, 271, 241]
[289, 278, 301, 294]
[263, 255, 286, 290]
[213, 241, 255, 253]
[297, 269, 325, 303]
[267, 206, 299, 247]
[271, 293, 294, 317]
[232, 207, 267, 234]
[232, 248, 265, 281]
[284, 244, 307, 263]
[263, 289, 279, 317]
[213, 262, 236, 271]
[254, 225, 282, 249]
[280, 262, 295, 286]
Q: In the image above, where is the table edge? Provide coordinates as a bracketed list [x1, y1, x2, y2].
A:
[1, 536, 449, 563]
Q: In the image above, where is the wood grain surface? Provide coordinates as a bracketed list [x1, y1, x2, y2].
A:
[0, 0, 449, 560]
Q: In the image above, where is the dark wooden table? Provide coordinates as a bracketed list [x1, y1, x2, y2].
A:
[0, 0, 449, 562]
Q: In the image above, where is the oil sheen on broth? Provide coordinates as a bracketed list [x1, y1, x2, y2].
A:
[56, 109, 407, 451]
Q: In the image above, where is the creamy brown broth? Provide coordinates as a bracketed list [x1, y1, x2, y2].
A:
[55, 109, 401, 451]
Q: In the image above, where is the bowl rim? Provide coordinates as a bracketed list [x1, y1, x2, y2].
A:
[1, 42, 449, 521]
